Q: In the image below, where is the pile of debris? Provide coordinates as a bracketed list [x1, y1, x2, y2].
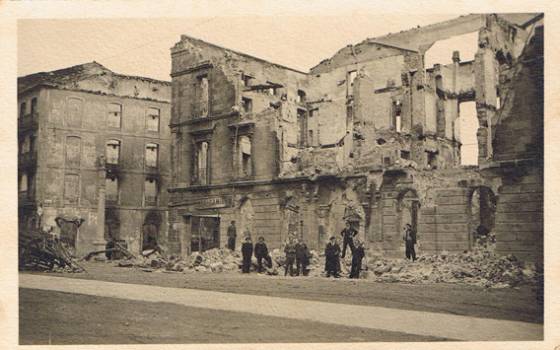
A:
[19, 233, 86, 273]
[118, 248, 245, 273]
[368, 241, 542, 288]
[118, 247, 325, 275]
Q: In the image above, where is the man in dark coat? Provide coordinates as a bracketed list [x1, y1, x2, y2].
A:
[295, 239, 310, 276]
[284, 237, 297, 276]
[350, 239, 365, 278]
[340, 221, 358, 258]
[254, 236, 272, 273]
[241, 236, 253, 273]
[403, 224, 417, 261]
[227, 221, 237, 251]
[325, 236, 341, 278]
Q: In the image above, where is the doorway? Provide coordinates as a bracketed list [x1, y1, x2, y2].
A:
[398, 189, 419, 236]
[190, 216, 220, 252]
[468, 186, 497, 249]
[142, 211, 162, 251]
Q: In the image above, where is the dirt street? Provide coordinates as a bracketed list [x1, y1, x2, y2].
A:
[20, 288, 446, 344]
[22, 261, 543, 323]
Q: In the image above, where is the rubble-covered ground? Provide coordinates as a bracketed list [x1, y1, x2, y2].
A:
[104, 238, 542, 292]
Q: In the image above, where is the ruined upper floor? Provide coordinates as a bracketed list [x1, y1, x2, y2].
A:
[169, 13, 543, 187]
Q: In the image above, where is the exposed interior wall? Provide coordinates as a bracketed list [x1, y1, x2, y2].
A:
[167, 14, 543, 262]
[424, 31, 479, 68]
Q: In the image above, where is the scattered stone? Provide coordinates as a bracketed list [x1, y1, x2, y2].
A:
[117, 261, 133, 268]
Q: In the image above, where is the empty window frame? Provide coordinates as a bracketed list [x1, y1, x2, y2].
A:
[241, 97, 253, 113]
[19, 102, 26, 119]
[266, 82, 277, 96]
[238, 136, 252, 178]
[383, 156, 392, 166]
[297, 90, 306, 103]
[347, 70, 358, 96]
[426, 150, 438, 169]
[21, 135, 31, 154]
[297, 108, 307, 147]
[241, 73, 253, 87]
[146, 108, 160, 132]
[145, 143, 159, 168]
[144, 178, 158, 205]
[194, 141, 209, 185]
[108, 103, 122, 128]
[400, 150, 411, 160]
[105, 177, 119, 202]
[392, 100, 402, 132]
[197, 75, 209, 118]
[106, 140, 121, 165]
[30, 98, 37, 116]
[19, 173, 28, 193]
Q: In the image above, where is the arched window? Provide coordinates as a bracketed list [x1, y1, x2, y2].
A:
[239, 136, 252, 177]
[106, 140, 121, 165]
[145, 143, 159, 168]
[144, 178, 158, 206]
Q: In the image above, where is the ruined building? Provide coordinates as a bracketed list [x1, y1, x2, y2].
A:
[165, 13, 543, 261]
[18, 62, 172, 255]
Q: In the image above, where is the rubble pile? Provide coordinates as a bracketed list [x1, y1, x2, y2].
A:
[368, 242, 542, 288]
[119, 248, 244, 273]
[19, 233, 86, 273]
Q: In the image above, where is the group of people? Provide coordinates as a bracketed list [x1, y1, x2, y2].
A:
[324, 221, 365, 278]
[225, 219, 418, 278]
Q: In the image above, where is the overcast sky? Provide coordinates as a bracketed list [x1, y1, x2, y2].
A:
[18, 14, 462, 80]
[17, 14, 479, 164]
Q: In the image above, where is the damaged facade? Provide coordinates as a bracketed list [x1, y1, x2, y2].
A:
[166, 13, 543, 261]
[18, 62, 172, 255]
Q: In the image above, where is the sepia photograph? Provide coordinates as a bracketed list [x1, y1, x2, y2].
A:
[4, 1, 555, 348]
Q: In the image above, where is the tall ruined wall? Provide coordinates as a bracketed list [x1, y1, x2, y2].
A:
[486, 24, 543, 261]
[170, 35, 309, 184]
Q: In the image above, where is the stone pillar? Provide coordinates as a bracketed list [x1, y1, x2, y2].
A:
[474, 40, 498, 164]
[94, 155, 107, 249]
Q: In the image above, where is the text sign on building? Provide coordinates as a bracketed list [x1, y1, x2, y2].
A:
[196, 196, 231, 209]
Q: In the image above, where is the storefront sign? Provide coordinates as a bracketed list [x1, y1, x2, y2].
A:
[196, 196, 231, 209]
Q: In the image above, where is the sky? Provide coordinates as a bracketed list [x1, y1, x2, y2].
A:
[17, 14, 478, 164]
[18, 15, 461, 80]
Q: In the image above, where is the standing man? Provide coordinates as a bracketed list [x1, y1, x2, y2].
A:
[340, 221, 358, 258]
[350, 239, 365, 278]
[227, 221, 237, 251]
[284, 236, 297, 277]
[254, 236, 272, 273]
[241, 236, 253, 273]
[325, 236, 341, 278]
[295, 239, 310, 276]
[403, 223, 417, 261]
